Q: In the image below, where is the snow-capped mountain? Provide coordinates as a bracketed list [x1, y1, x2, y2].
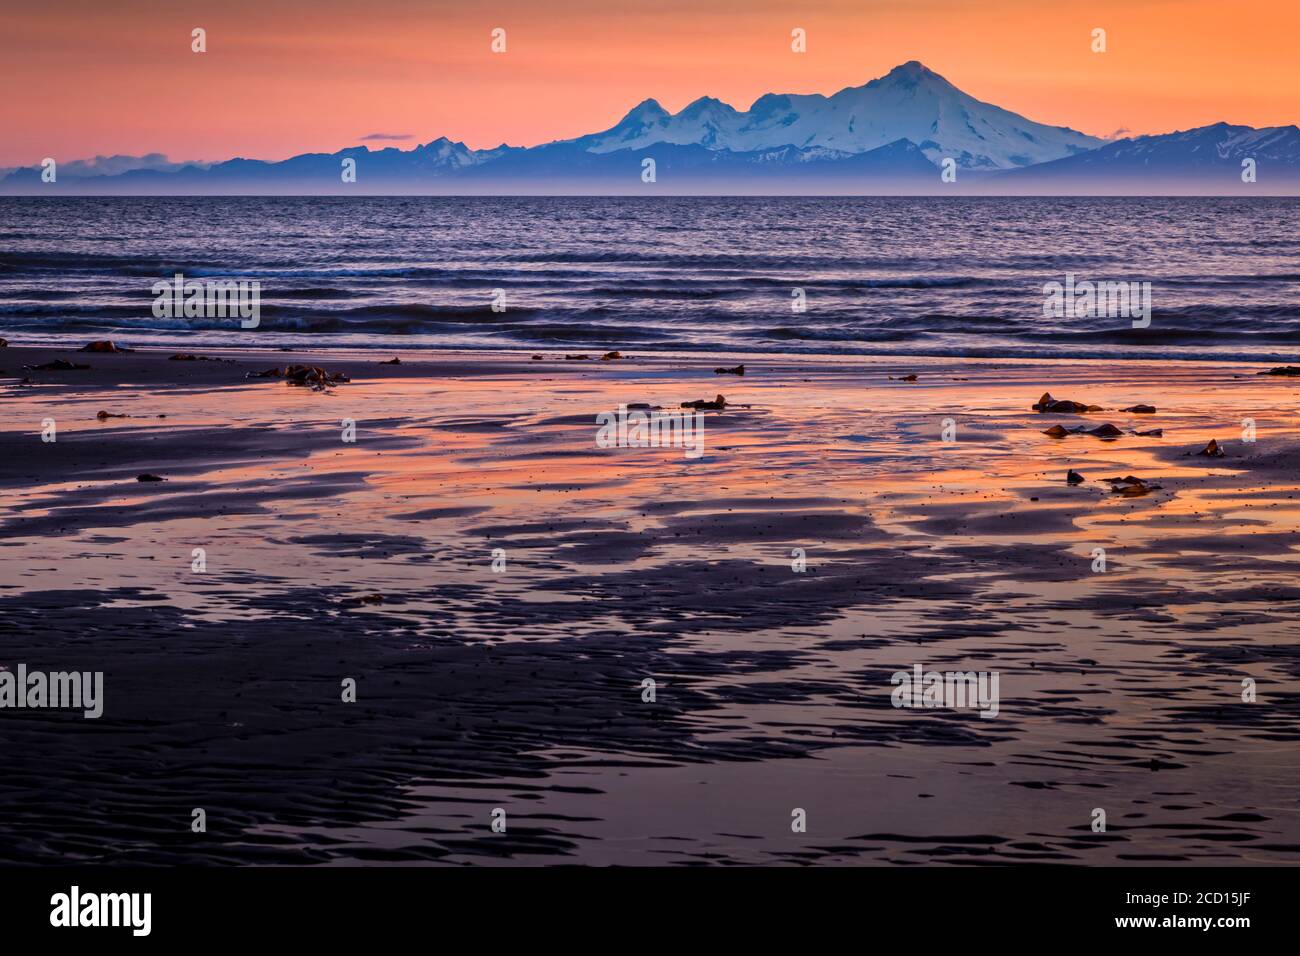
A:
[568, 61, 1102, 170]
[406, 137, 480, 170]
[1004, 122, 1300, 181]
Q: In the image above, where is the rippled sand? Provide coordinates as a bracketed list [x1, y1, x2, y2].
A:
[1, 345, 1298, 864]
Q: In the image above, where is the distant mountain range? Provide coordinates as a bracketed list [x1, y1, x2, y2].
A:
[1002, 122, 1300, 185]
[4, 62, 1297, 195]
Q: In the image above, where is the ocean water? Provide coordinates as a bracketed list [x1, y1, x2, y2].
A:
[1, 196, 1297, 361]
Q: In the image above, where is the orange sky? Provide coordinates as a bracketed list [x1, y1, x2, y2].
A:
[2, 0, 1297, 166]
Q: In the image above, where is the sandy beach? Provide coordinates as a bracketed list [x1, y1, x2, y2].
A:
[2, 342, 1299, 865]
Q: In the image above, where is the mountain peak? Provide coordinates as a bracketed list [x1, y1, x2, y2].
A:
[414, 136, 471, 154]
[681, 95, 733, 114]
[623, 98, 669, 121]
[873, 60, 951, 88]
[893, 60, 931, 75]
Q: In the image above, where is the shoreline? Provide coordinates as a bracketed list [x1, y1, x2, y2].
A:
[5, 339, 1299, 369]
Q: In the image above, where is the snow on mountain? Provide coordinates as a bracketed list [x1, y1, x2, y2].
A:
[569, 61, 1102, 170]
[407, 137, 480, 169]
[1003, 122, 1300, 181]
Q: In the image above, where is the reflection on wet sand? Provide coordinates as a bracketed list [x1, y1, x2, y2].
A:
[1, 346, 1298, 864]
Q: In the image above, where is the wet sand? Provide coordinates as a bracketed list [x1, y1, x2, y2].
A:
[1, 343, 1299, 864]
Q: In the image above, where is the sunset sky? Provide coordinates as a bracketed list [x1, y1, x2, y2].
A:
[2, 0, 1297, 167]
